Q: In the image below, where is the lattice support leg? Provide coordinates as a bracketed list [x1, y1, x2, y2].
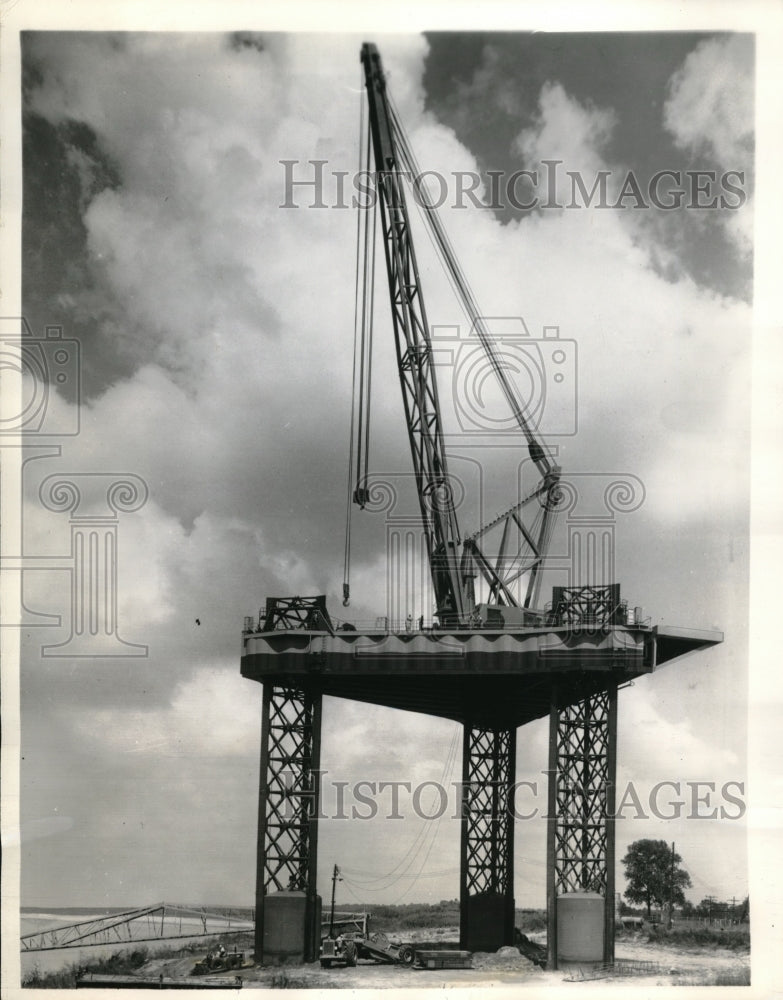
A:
[546, 683, 617, 969]
[459, 725, 516, 952]
[254, 684, 322, 965]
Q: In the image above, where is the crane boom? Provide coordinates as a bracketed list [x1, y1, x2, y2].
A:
[358, 42, 561, 625]
[360, 42, 467, 624]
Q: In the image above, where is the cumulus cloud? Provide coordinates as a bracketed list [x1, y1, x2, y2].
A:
[664, 35, 754, 165]
[619, 694, 739, 785]
[514, 80, 616, 177]
[75, 666, 261, 757]
[664, 34, 754, 258]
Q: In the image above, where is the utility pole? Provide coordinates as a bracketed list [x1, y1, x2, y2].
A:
[705, 894, 715, 925]
[667, 842, 675, 929]
[329, 864, 341, 938]
[731, 895, 737, 923]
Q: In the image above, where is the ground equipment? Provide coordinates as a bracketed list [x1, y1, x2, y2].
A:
[319, 920, 415, 968]
[357, 929, 415, 966]
[319, 865, 415, 968]
[319, 934, 358, 969]
[192, 947, 246, 975]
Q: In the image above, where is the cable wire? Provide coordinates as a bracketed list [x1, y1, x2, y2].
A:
[343, 73, 371, 605]
[335, 724, 460, 896]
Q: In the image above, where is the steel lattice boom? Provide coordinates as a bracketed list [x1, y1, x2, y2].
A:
[361, 43, 467, 624]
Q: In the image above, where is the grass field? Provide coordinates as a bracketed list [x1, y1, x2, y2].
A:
[333, 902, 546, 933]
[616, 921, 750, 952]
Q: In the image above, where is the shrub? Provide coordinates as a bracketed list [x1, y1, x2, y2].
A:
[22, 944, 151, 988]
[515, 909, 547, 933]
[643, 925, 749, 951]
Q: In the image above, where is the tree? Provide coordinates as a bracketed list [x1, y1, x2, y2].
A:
[621, 839, 692, 918]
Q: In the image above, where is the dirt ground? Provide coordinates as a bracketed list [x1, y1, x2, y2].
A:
[138, 927, 749, 989]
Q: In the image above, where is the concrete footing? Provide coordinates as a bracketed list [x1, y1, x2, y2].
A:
[460, 892, 516, 952]
[258, 892, 322, 965]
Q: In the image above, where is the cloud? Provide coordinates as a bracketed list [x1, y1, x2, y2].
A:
[514, 80, 616, 177]
[664, 35, 754, 166]
[618, 693, 739, 787]
[74, 665, 261, 758]
[664, 34, 754, 258]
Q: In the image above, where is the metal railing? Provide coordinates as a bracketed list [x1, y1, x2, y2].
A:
[243, 599, 652, 636]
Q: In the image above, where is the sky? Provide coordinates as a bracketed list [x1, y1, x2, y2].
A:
[11, 26, 756, 918]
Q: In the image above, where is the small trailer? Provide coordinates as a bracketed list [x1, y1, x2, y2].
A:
[357, 930, 415, 966]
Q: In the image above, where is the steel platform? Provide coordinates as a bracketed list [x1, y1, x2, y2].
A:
[242, 593, 722, 964]
[240, 623, 722, 728]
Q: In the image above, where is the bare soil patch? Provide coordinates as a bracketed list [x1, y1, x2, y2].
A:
[134, 926, 750, 990]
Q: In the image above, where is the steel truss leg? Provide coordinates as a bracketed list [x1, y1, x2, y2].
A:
[254, 684, 322, 965]
[546, 683, 618, 969]
[459, 725, 516, 952]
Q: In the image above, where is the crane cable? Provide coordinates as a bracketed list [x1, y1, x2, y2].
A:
[343, 75, 367, 605]
[338, 724, 461, 897]
[356, 130, 377, 502]
[343, 83, 379, 606]
[340, 726, 458, 889]
[345, 81, 557, 606]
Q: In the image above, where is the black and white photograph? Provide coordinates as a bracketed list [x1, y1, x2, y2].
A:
[1, 2, 780, 995]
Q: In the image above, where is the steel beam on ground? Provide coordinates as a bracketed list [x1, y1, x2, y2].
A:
[20, 904, 254, 952]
